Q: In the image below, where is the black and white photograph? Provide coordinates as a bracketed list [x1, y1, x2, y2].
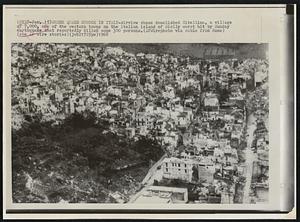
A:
[11, 43, 269, 204]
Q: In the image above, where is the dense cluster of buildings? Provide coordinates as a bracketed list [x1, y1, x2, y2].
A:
[11, 43, 269, 204]
[249, 86, 269, 203]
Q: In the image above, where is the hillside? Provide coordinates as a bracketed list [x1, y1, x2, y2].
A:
[12, 112, 164, 203]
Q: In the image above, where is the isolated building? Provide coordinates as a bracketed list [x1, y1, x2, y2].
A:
[130, 186, 188, 204]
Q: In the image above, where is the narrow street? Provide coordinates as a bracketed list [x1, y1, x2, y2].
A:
[128, 153, 167, 203]
[141, 153, 167, 185]
[242, 113, 256, 203]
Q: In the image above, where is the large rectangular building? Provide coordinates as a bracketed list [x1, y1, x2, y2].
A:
[130, 186, 188, 204]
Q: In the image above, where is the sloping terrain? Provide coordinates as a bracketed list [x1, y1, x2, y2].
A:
[12, 112, 164, 203]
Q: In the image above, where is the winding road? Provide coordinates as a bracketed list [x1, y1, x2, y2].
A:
[141, 153, 167, 185]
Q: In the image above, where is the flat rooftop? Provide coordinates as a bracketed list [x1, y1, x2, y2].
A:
[130, 185, 188, 204]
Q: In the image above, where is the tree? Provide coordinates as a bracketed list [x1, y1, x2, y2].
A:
[177, 134, 183, 146]
[63, 111, 97, 130]
[153, 180, 159, 186]
[132, 136, 164, 161]
[192, 166, 199, 182]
